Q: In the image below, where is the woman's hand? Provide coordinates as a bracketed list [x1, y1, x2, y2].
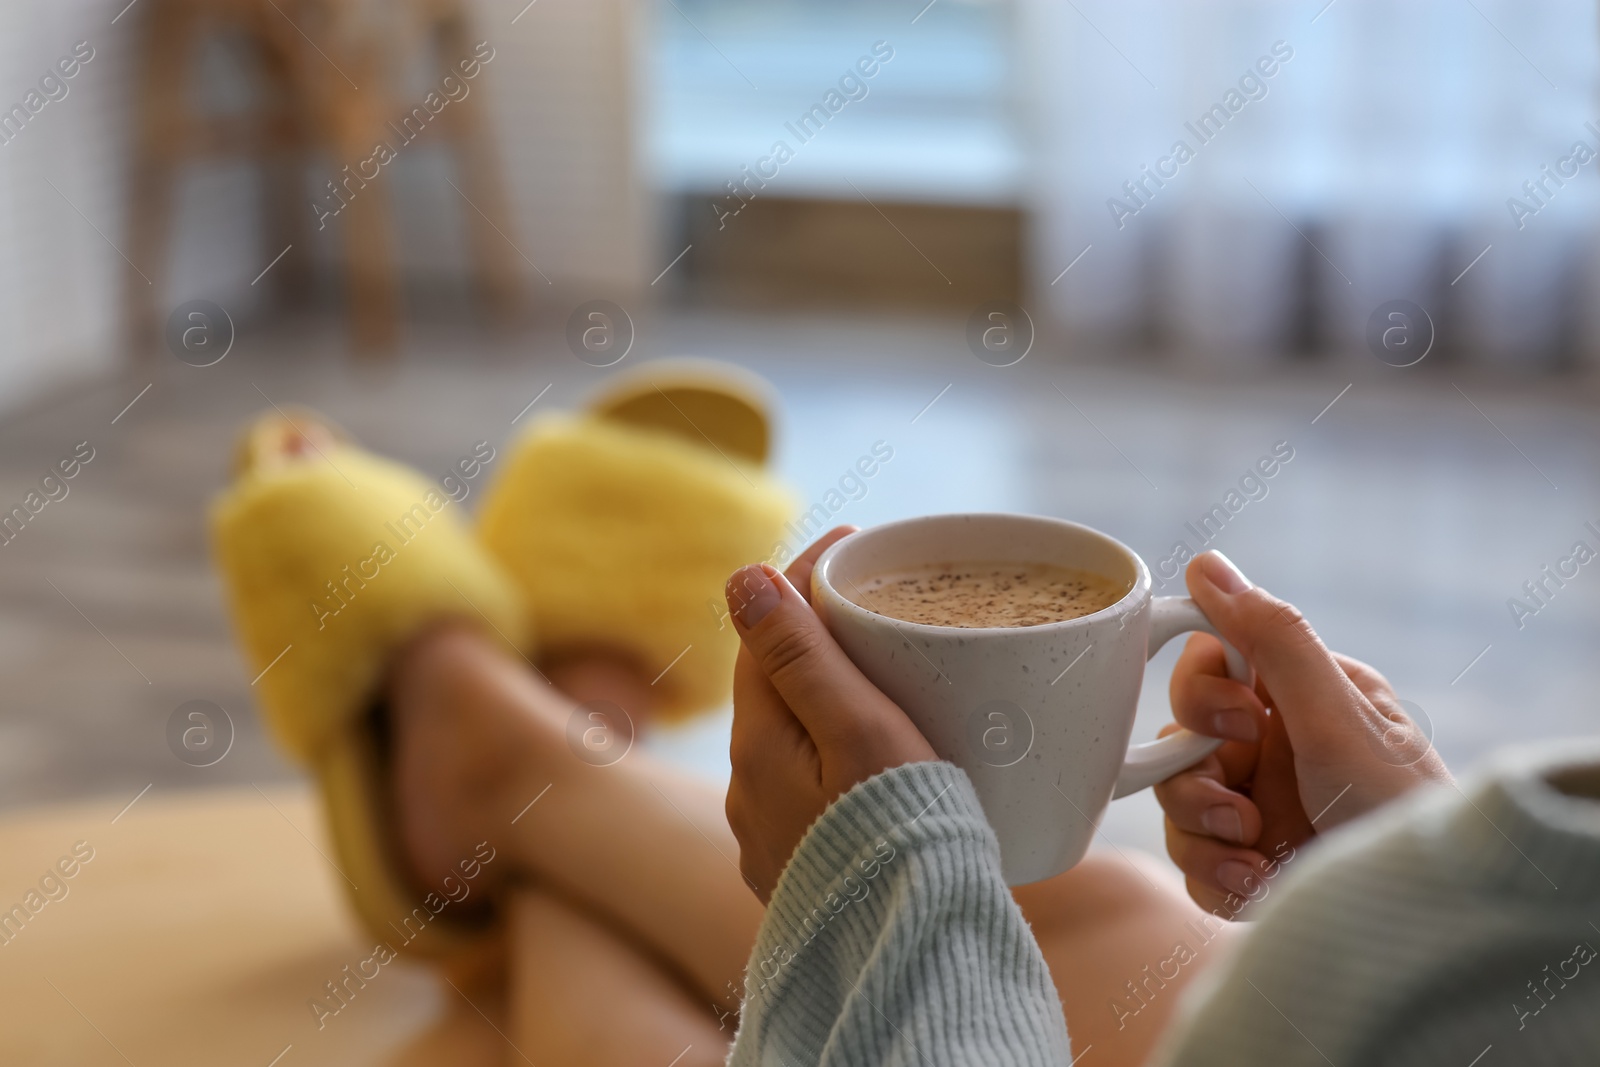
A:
[1154, 551, 1451, 914]
[724, 528, 937, 903]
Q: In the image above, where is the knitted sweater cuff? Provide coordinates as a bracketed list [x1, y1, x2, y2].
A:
[729, 759, 1071, 1066]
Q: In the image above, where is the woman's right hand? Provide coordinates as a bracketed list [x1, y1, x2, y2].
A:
[1153, 551, 1452, 914]
[724, 529, 937, 904]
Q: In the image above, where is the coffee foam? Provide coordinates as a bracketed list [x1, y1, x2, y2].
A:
[847, 561, 1126, 628]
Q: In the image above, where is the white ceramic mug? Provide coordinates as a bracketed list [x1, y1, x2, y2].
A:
[812, 513, 1252, 885]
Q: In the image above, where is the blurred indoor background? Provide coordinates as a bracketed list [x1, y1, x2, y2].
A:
[2, 0, 1598, 869]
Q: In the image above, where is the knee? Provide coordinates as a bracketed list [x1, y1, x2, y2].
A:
[682, 1045, 734, 1067]
[1014, 850, 1188, 935]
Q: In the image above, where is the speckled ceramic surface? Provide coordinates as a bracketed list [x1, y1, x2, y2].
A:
[814, 513, 1248, 885]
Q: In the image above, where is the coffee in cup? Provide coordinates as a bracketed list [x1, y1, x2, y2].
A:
[843, 561, 1128, 628]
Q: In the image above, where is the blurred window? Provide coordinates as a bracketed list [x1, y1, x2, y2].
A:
[645, 0, 1024, 205]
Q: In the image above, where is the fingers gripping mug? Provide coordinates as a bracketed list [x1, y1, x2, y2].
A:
[812, 513, 1252, 885]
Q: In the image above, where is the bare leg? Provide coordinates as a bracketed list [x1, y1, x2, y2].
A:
[243, 415, 754, 1055]
[393, 625, 1238, 1061]
[1014, 852, 1245, 1067]
[391, 625, 763, 1011]
[507, 887, 732, 1067]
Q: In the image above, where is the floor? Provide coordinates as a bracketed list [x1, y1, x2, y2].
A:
[1, 310, 1596, 865]
[0, 787, 510, 1067]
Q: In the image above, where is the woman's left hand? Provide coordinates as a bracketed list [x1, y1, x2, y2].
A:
[1154, 552, 1451, 913]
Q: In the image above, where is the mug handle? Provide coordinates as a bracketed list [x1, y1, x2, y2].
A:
[1112, 597, 1254, 799]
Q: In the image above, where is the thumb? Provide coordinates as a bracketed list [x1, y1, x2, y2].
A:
[1185, 552, 1384, 760]
[725, 564, 933, 764]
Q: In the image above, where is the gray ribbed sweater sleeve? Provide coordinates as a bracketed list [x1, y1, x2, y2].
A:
[1152, 740, 1600, 1066]
[726, 760, 1071, 1066]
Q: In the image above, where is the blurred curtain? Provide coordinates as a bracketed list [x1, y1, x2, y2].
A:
[1021, 0, 1600, 370]
[0, 1, 127, 409]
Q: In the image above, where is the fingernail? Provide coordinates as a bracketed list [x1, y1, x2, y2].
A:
[1197, 551, 1251, 594]
[1202, 806, 1245, 843]
[727, 565, 781, 628]
[1216, 859, 1257, 898]
[1210, 709, 1259, 742]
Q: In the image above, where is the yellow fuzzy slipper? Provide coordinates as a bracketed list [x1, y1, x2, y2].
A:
[210, 409, 529, 957]
[479, 360, 795, 721]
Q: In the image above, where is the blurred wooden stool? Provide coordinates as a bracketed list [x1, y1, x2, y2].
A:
[0, 785, 505, 1065]
[123, 0, 521, 354]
